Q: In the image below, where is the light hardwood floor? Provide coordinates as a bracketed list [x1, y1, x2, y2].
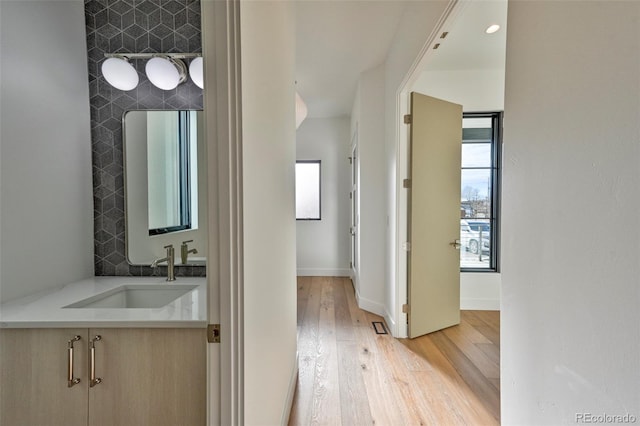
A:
[289, 276, 500, 425]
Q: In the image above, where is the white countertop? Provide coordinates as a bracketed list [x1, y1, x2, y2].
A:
[0, 277, 207, 328]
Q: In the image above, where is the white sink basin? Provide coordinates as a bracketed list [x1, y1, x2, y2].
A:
[63, 284, 198, 309]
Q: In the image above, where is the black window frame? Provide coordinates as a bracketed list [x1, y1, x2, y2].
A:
[149, 110, 193, 236]
[295, 160, 322, 221]
[460, 111, 502, 272]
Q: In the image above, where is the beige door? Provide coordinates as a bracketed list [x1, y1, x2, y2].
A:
[407, 92, 462, 338]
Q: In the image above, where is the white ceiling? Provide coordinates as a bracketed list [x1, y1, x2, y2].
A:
[295, 0, 508, 118]
[424, 0, 507, 71]
[295, 0, 408, 118]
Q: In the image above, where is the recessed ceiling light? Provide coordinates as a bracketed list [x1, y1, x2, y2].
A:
[485, 24, 501, 34]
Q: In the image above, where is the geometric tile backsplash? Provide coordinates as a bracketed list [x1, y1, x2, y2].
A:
[84, 0, 205, 277]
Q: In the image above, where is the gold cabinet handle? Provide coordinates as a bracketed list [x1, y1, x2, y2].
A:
[90, 335, 102, 387]
[67, 335, 82, 387]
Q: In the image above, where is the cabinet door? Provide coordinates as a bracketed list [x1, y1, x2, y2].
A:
[87, 328, 206, 426]
[0, 329, 88, 426]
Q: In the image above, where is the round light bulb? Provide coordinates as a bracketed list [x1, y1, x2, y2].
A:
[101, 57, 139, 91]
[145, 57, 186, 90]
[189, 57, 204, 89]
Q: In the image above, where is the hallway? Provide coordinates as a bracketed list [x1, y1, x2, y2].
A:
[289, 276, 499, 425]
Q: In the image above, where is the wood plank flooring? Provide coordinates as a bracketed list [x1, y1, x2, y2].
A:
[289, 276, 500, 425]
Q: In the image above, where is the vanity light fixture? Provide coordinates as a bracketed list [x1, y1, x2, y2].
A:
[189, 57, 204, 89]
[101, 57, 139, 91]
[101, 53, 203, 91]
[485, 24, 501, 34]
[145, 56, 187, 90]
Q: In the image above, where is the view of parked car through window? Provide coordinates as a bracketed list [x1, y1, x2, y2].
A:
[461, 220, 490, 254]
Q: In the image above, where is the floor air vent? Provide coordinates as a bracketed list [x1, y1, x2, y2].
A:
[372, 321, 388, 335]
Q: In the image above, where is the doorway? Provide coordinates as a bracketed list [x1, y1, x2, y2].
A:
[394, 0, 507, 338]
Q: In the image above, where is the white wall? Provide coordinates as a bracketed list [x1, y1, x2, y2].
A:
[413, 68, 505, 113]
[240, 1, 298, 424]
[0, 1, 94, 303]
[350, 65, 387, 316]
[296, 117, 351, 277]
[460, 273, 500, 310]
[502, 1, 640, 422]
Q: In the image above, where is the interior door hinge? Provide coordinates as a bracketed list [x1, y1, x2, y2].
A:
[403, 114, 412, 124]
[402, 242, 411, 251]
[403, 179, 411, 189]
[349, 191, 353, 200]
[402, 304, 410, 314]
[348, 156, 353, 165]
[207, 324, 220, 343]
[349, 261, 353, 269]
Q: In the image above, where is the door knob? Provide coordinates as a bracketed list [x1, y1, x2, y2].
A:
[449, 240, 461, 250]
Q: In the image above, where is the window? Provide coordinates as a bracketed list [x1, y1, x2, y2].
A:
[295, 160, 321, 220]
[147, 110, 197, 235]
[460, 112, 501, 271]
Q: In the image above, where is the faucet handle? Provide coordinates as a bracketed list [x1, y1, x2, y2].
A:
[180, 240, 196, 265]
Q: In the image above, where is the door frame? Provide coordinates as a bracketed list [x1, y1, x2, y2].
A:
[202, 1, 243, 424]
[392, 0, 466, 338]
[349, 128, 359, 292]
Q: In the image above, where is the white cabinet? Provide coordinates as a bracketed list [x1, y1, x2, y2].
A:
[0, 328, 206, 426]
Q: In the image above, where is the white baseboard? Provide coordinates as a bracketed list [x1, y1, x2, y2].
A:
[281, 353, 299, 426]
[296, 268, 351, 277]
[355, 290, 386, 318]
[461, 298, 500, 311]
[384, 308, 398, 337]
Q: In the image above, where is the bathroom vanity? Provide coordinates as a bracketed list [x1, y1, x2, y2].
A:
[0, 277, 207, 426]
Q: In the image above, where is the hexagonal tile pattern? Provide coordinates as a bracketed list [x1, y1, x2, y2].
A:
[85, 0, 204, 277]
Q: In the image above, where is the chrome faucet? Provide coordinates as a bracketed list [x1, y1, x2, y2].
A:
[151, 244, 176, 281]
[181, 240, 198, 264]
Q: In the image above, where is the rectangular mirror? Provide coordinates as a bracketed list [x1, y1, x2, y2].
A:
[124, 110, 207, 265]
